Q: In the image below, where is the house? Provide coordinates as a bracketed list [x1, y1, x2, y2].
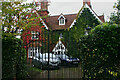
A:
[22, 0, 105, 59]
[44, 0, 104, 30]
[21, 5, 48, 58]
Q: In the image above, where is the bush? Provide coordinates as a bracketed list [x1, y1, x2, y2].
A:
[2, 33, 28, 79]
[79, 23, 120, 79]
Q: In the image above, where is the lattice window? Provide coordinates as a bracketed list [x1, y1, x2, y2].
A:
[31, 31, 39, 40]
[28, 47, 41, 58]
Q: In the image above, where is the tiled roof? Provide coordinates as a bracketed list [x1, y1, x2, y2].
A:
[44, 14, 77, 30]
[98, 15, 105, 23]
[38, 3, 105, 30]
[77, 3, 104, 23]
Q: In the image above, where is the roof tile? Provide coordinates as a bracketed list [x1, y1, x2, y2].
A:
[44, 14, 77, 30]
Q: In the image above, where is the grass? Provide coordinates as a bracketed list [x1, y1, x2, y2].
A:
[29, 67, 42, 72]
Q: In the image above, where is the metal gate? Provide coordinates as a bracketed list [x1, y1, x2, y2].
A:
[24, 29, 83, 79]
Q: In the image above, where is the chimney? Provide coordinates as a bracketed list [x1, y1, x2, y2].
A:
[37, 0, 49, 16]
[40, 0, 48, 11]
[83, 0, 92, 8]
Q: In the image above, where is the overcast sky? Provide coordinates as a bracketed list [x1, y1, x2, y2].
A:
[26, 0, 118, 21]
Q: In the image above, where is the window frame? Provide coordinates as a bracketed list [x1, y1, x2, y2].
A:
[59, 18, 65, 25]
[31, 31, 39, 40]
[58, 15, 66, 25]
[28, 47, 41, 58]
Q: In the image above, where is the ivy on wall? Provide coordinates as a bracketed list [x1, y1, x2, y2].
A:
[71, 8, 100, 41]
[61, 8, 100, 57]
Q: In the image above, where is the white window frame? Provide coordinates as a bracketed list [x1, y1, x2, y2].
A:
[31, 31, 39, 40]
[58, 15, 65, 25]
[59, 17, 65, 25]
[28, 47, 41, 58]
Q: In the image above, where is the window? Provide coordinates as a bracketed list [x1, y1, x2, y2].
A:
[85, 30, 88, 35]
[31, 31, 39, 40]
[28, 47, 41, 58]
[85, 27, 91, 35]
[58, 51, 60, 54]
[60, 18, 64, 25]
[58, 15, 65, 25]
[61, 46, 64, 49]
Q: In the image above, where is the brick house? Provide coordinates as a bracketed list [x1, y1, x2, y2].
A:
[22, 0, 105, 59]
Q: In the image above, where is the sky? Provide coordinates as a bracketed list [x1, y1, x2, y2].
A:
[25, 0, 118, 21]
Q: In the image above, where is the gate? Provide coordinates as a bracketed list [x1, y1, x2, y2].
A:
[23, 29, 83, 79]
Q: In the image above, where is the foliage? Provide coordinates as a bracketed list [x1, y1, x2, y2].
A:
[109, 0, 120, 24]
[2, 1, 51, 79]
[2, 33, 28, 79]
[79, 23, 120, 78]
[61, 29, 79, 58]
[2, 2, 40, 79]
[48, 30, 65, 52]
[71, 8, 100, 41]
[62, 8, 100, 58]
[2, 2, 37, 34]
[109, 12, 118, 24]
[29, 67, 42, 72]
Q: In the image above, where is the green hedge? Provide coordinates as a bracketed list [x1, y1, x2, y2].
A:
[79, 23, 120, 79]
[2, 33, 28, 79]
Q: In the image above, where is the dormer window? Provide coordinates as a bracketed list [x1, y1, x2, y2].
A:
[58, 14, 65, 25]
[60, 17, 65, 25]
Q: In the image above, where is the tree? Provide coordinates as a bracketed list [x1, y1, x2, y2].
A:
[109, 12, 118, 24]
[1, 2, 40, 79]
[110, 0, 120, 24]
[2, 2, 37, 34]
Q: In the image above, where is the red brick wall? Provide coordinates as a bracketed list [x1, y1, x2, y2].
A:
[21, 25, 45, 60]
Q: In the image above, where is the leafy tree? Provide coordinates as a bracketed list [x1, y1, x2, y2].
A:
[109, 12, 118, 24]
[2, 2, 37, 34]
[1, 1, 40, 79]
[110, 0, 120, 24]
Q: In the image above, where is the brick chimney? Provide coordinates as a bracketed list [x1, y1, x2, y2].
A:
[83, 0, 92, 8]
[37, 0, 49, 16]
[40, 0, 48, 11]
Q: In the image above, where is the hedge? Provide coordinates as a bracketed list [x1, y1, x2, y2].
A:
[79, 23, 120, 79]
[2, 33, 28, 79]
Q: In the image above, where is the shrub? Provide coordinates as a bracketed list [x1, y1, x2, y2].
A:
[2, 33, 28, 79]
[79, 23, 120, 79]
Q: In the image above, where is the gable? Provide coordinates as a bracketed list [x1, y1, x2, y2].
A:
[23, 9, 49, 30]
[77, 3, 104, 23]
[42, 3, 104, 30]
[52, 40, 66, 52]
[35, 10, 48, 29]
[33, 2, 105, 31]
[58, 14, 66, 20]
